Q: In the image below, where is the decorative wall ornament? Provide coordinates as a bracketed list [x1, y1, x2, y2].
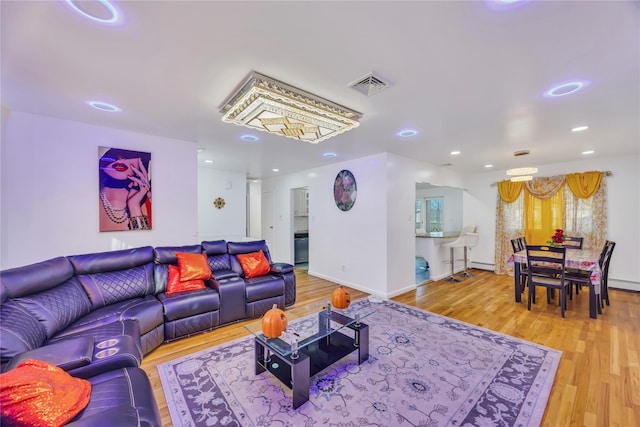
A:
[334, 170, 357, 211]
[214, 197, 226, 209]
[219, 71, 362, 144]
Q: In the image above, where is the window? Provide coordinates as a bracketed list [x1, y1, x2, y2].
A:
[425, 198, 443, 232]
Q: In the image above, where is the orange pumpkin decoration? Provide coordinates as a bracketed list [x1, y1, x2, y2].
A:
[331, 286, 351, 309]
[261, 304, 288, 338]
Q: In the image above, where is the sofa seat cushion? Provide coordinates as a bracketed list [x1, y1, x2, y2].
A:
[58, 296, 163, 336]
[244, 276, 284, 303]
[157, 288, 220, 322]
[66, 367, 160, 427]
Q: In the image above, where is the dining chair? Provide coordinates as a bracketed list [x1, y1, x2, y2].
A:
[511, 237, 528, 293]
[564, 242, 607, 310]
[526, 245, 570, 318]
[563, 236, 584, 249]
[601, 241, 616, 306]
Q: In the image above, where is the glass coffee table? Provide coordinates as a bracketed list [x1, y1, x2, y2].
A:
[244, 301, 376, 409]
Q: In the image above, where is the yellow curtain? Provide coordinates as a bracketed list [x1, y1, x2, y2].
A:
[566, 171, 603, 199]
[524, 185, 564, 244]
[497, 180, 523, 203]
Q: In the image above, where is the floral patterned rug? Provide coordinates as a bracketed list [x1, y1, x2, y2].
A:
[158, 299, 561, 427]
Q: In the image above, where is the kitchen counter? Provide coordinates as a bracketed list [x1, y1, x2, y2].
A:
[415, 232, 460, 238]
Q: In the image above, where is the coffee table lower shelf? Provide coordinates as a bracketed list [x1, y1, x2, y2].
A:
[253, 322, 369, 409]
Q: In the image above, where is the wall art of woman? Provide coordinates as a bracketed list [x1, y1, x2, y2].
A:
[99, 147, 152, 231]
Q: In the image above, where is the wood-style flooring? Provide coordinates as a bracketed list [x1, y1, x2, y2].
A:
[141, 269, 640, 426]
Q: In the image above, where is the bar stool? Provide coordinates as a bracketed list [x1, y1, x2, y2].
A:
[460, 232, 479, 278]
[443, 234, 467, 282]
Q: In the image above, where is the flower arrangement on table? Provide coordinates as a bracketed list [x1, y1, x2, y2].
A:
[547, 229, 566, 247]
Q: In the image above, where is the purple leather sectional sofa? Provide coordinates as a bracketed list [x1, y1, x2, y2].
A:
[0, 239, 296, 426]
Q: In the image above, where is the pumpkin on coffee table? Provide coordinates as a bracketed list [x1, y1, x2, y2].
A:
[261, 304, 288, 338]
[331, 285, 351, 309]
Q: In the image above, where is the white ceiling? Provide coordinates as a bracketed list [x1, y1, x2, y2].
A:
[2, 1, 638, 179]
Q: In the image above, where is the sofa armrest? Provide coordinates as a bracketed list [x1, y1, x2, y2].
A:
[5, 336, 94, 372]
[270, 263, 294, 275]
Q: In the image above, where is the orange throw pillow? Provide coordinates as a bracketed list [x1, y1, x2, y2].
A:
[0, 359, 91, 427]
[176, 252, 211, 281]
[166, 264, 206, 295]
[237, 250, 271, 278]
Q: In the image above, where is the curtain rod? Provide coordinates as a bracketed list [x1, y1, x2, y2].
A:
[490, 170, 612, 187]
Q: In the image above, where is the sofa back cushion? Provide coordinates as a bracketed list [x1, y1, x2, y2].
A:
[227, 240, 273, 277]
[202, 240, 232, 273]
[69, 247, 155, 309]
[0, 257, 74, 299]
[13, 277, 92, 339]
[0, 301, 47, 366]
[153, 244, 202, 294]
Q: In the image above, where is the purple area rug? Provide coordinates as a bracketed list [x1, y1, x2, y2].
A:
[158, 299, 560, 427]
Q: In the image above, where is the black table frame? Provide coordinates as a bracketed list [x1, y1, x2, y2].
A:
[253, 310, 370, 409]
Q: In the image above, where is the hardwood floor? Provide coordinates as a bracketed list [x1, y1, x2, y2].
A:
[141, 269, 640, 426]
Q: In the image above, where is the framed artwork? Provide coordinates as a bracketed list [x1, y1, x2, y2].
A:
[334, 169, 357, 211]
[99, 147, 152, 231]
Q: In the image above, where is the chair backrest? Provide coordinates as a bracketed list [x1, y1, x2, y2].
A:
[525, 245, 566, 283]
[564, 236, 583, 249]
[602, 240, 616, 278]
[462, 225, 477, 233]
[511, 236, 526, 253]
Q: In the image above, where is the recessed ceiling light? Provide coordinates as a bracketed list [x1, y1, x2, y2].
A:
[543, 80, 589, 98]
[272, 168, 279, 172]
[582, 150, 595, 155]
[197, 148, 205, 153]
[484, 164, 494, 168]
[204, 160, 213, 164]
[241, 134, 259, 142]
[65, 0, 121, 24]
[87, 101, 121, 112]
[397, 129, 418, 138]
[450, 151, 461, 155]
[571, 126, 589, 132]
[323, 152, 337, 158]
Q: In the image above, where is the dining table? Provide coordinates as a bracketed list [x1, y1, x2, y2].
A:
[508, 248, 602, 319]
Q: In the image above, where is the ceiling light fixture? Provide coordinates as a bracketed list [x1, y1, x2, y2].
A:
[571, 126, 589, 132]
[241, 134, 259, 142]
[323, 152, 337, 158]
[450, 151, 461, 155]
[204, 160, 213, 164]
[484, 164, 494, 168]
[544, 80, 589, 98]
[87, 101, 121, 112]
[506, 167, 538, 176]
[582, 150, 595, 155]
[219, 71, 362, 144]
[397, 129, 418, 138]
[510, 175, 533, 182]
[65, 0, 120, 24]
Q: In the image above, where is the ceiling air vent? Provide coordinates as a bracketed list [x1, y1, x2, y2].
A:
[348, 71, 392, 96]
[513, 150, 530, 157]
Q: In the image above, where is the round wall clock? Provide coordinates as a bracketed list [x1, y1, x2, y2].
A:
[334, 170, 357, 211]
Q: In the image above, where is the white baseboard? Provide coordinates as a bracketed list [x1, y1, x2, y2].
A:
[608, 278, 640, 292]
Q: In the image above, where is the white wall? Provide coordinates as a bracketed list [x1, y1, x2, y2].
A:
[197, 167, 246, 242]
[464, 155, 640, 291]
[247, 180, 261, 239]
[1, 112, 199, 269]
[262, 152, 467, 298]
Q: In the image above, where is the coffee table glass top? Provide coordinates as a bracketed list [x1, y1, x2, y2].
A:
[244, 300, 376, 358]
